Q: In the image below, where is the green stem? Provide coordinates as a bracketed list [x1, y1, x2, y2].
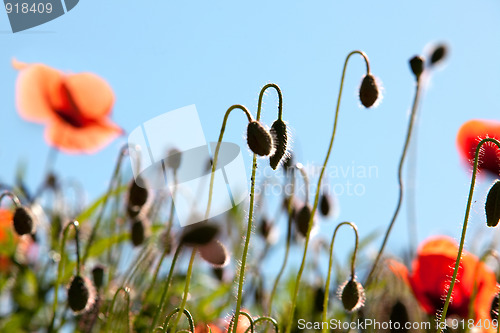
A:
[439, 138, 500, 329]
[205, 105, 253, 219]
[257, 83, 283, 121]
[322, 222, 358, 333]
[48, 220, 80, 333]
[245, 317, 279, 333]
[170, 248, 197, 333]
[284, 50, 370, 333]
[150, 244, 183, 331]
[106, 287, 131, 333]
[364, 75, 422, 287]
[268, 169, 296, 315]
[229, 311, 255, 333]
[82, 145, 129, 265]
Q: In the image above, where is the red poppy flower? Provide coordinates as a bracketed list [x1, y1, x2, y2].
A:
[389, 236, 497, 327]
[0, 209, 15, 273]
[457, 119, 500, 176]
[13, 59, 123, 154]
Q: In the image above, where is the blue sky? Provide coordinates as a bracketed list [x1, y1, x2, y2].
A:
[1, 1, 500, 266]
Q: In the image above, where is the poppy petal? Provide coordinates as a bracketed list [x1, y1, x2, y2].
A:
[15, 63, 64, 123]
[44, 118, 123, 154]
[62, 73, 115, 119]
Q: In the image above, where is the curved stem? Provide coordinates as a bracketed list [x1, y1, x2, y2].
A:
[284, 50, 370, 333]
[322, 222, 358, 333]
[256, 83, 283, 120]
[268, 169, 296, 315]
[82, 145, 129, 265]
[171, 248, 196, 332]
[245, 317, 279, 333]
[106, 287, 131, 333]
[150, 244, 183, 331]
[439, 138, 500, 328]
[161, 308, 194, 333]
[295, 163, 310, 203]
[0, 191, 21, 208]
[205, 105, 253, 219]
[229, 311, 255, 333]
[48, 220, 80, 333]
[364, 76, 422, 287]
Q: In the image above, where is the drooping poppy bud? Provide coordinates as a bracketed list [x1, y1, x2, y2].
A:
[269, 119, 288, 169]
[295, 204, 313, 237]
[359, 74, 380, 108]
[130, 219, 146, 246]
[389, 301, 410, 333]
[198, 240, 229, 268]
[166, 148, 182, 170]
[180, 223, 219, 246]
[127, 176, 149, 218]
[338, 278, 365, 312]
[68, 275, 95, 313]
[490, 292, 499, 320]
[486, 180, 500, 227]
[247, 121, 273, 156]
[13, 206, 35, 235]
[319, 193, 332, 217]
[430, 44, 448, 66]
[409, 56, 425, 79]
[91, 265, 105, 290]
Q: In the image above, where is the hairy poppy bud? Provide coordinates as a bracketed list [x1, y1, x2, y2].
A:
[359, 74, 380, 108]
[180, 223, 219, 246]
[247, 121, 273, 156]
[295, 204, 313, 237]
[490, 292, 499, 319]
[485, 180, 500, 227]
[269, 119, 288, 169]
[319, 193, 332, 217]
[409, 56, 425, 79]
[68, 275, 94, 313]
[338, 278, 365, 312]
[13, 206, 35, 235]
[430, 44, 447, 66]
[131, 219, 146, 246]
[92, 265, 105, 290]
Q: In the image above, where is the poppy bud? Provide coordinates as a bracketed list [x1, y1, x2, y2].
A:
[127, 177, 149, 217]
[485, 180, 500, 227]
[491, 292, 500, 319]
[68, 275, 94, 313]
[359, 74, 380, 108]
[314, 286, 325, 313]
[166, 148, 182, 170]
[430, 44, 447, 66]
[259, 217, 272, 239]
[180, 223, 219, 246]
[212, 267, 224, 282]
[13, 206, 35, 235]
[319, 193, 332, 217]
[295, 204, 313, 237]
[390, 301, 410, 333]
[409, 56, 425, 79]
[198, 240, 229, 268]
[92, 265, 105, 290]
[269, 119, 288, 169]
[130, 219, 146, 246]
[282, 154, 294, 172]
[246, 121, 273, 156]
[338, 278, 365, 312]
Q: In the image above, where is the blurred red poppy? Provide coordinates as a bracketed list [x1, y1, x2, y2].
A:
[457, 119, 500, 176]
[389, 236, 497, 328]
[0, 209, 15, 273]
[13, 59, 123, 154]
